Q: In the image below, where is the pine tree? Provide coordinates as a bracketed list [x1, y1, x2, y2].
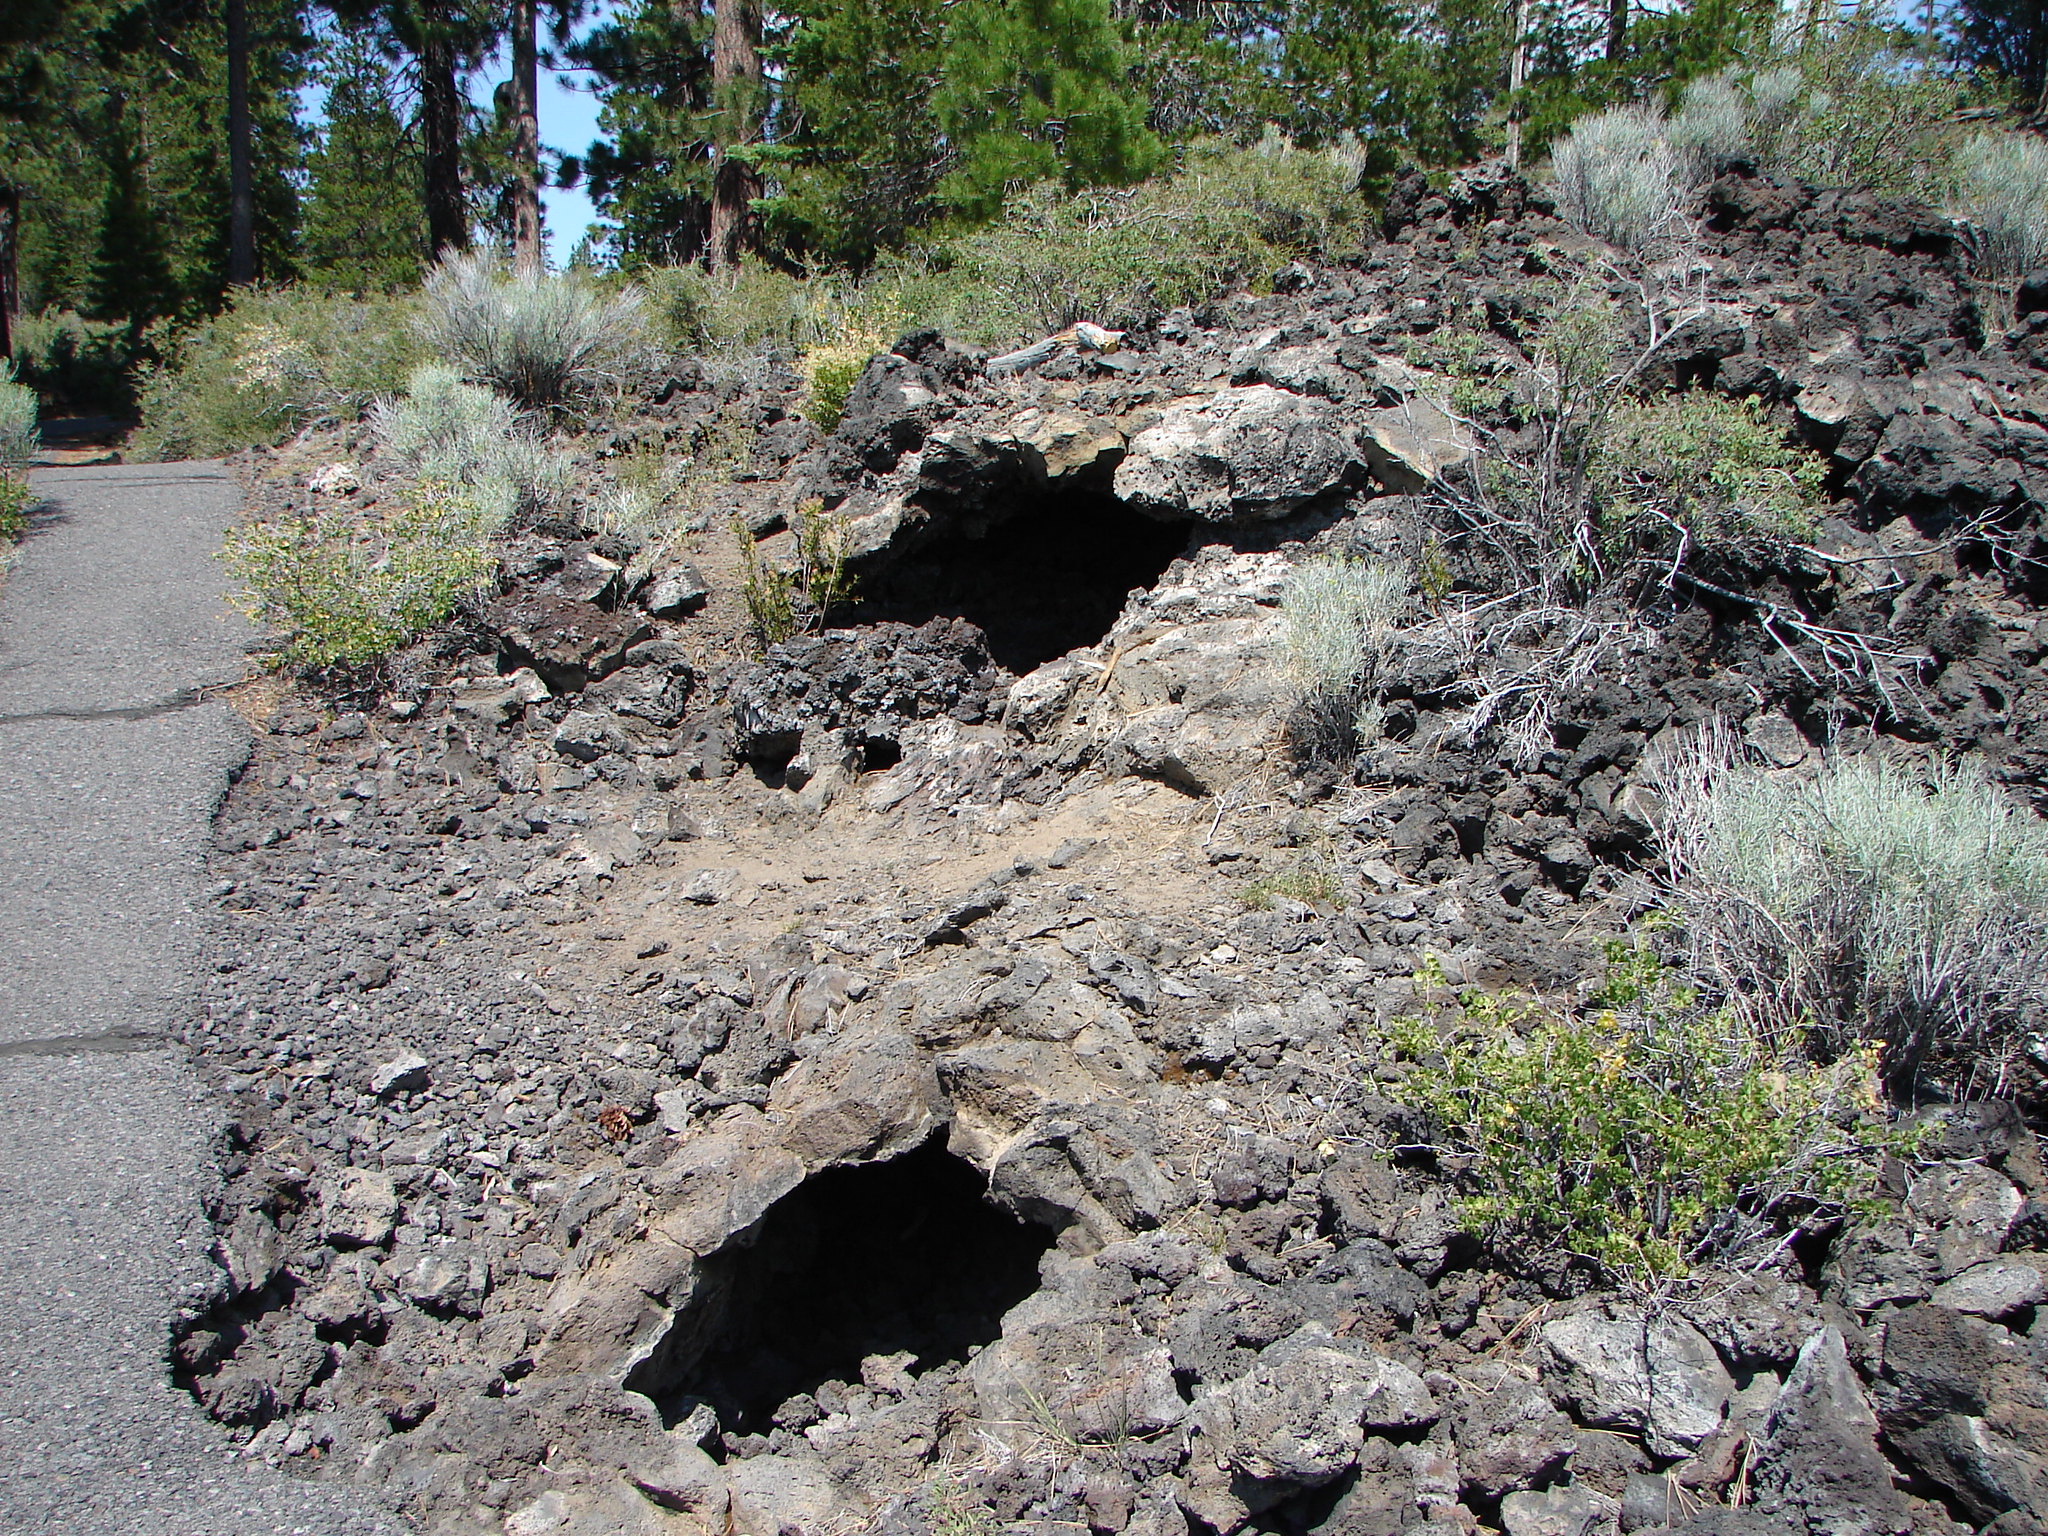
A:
[87, 95, 174, 341]
[932, 0, 1164, 222]
[300, 35, 429, 290]
[571, 0, 714, 267]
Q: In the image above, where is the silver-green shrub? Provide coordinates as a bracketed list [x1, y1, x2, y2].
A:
[1653, 731, 2048, 1098]
[0, 366, 36, 472]
[370, 363, 568, 524]
[419, 251, 645, 409]
[1549, 105, 1686, 252]
[1282, 555, 1408, 755]
[1669, 73, 1751, 177]
[1953, 132, 2048, 280]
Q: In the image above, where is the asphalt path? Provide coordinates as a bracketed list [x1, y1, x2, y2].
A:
[0, 464, 404, 1534]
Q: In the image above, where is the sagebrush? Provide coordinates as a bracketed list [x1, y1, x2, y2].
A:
[369, 363, 569, 524]
[0, 364, 37, 539]
[1281, 555, 1408, 758]
[419, 251, 644, 409]
[1651, 733, 2048, 1100]
[1549, 106, 1686, 253]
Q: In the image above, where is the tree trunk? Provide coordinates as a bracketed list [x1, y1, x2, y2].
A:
[421, 14, 469, 257]
[1505, 0, 1529, 170]
[708, 0, 762, 273]
[510, 0, 542, 273]
[0, 185, 17, 363]
[227, 0, 255, 285]
[1605, 0, 1626, 62]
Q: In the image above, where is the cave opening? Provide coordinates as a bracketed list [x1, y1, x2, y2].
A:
[623, 1136, 1054, 1435]
[858, 492, 1191, 674]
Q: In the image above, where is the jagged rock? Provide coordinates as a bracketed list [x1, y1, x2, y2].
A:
[1191, 1327, 1438, 1512]
[401, 1241, 490, 1317]
[552, 709, 632, 763]
[643, 561, 710, 617]
[1907, 1162, 2025, 1277]
[766, 1027, 946, 1168]
[1875, 1305, 2048, 1525]
[989, 1102, 1182, 1243]
[1113, 385, 1368, 521]
[1447, 1366, 1578, 1501]
[369, 1050, 430, 1096]
[1748, 1327, 1910, 1536]
[1540, 1305, 1732, 1457]
[317, 1167, 397, 1248]
[449, 665, 550, 726]
[1500, 1485, 1621, 1536]
[492, 592, 652, 693]
[1931, 1258, 2048, 1320]
[1358, 398, 1477, 492]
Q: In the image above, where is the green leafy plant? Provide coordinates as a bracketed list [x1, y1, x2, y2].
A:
[132, 286, 424, 461]
[1595, 392, 1826, 552]
[223, 479, 499, 668]
[0, 364, 39, 539]
[733, 497, 857, 651]
[1386, 945, 1889, 1281]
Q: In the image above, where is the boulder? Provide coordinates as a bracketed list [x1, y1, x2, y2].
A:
[1113, 386, 1368, 521]
[1500, 1485, 1621, 1536]
[1748, 1327, 1910, 1536]
[1359, 397, 1477, 491]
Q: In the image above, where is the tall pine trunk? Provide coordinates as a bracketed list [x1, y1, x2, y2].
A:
[0, 185, 17, 362]
[421, 13, 468, 257]
[1605, 0, 1627, 62]
[510, 0, 543, 273]
[1505, 0, 1529, 170]
[708, 0, 762, 273]
[227, 0, 255, 284]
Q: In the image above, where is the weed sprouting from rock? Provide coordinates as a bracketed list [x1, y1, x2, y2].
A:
[734, 498, 856, 651]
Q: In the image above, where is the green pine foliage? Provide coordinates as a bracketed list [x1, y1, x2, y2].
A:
[299, 35, 429, 291]
[928, 0, 1164, 223]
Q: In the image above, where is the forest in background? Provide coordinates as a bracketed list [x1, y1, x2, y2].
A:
[1, 0, 2046, 417]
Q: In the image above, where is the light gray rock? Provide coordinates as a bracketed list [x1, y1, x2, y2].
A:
[1540, 1305, 1732, 1456]
[369, 1050, 429, 1096]
[1930, 1258, 2048, 1320]
[1907, 1163, 2025, 1277]
[682, 867, 739, 904]
[1112, 386, 1367, 521]
[401, 1240, 490, 1317]
[1359, 397, 1476, 491]
[644, 562, 710, 618]
[1500, 1484, 1621, 1536]
[317, 1166, 397, 1248]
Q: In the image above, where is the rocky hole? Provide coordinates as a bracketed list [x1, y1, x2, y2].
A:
[858, 493, 1191, 673]
[623, 1136, 1053, 1435]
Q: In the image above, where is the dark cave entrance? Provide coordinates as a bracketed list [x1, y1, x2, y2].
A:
[623, 1136, 1053, 1435]
[859, 493, 1191, 674]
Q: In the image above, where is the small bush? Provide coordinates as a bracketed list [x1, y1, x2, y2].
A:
[1550, 105, 1686, 252]
[133, 287, 422, 460]
[1386, 946, 1889, 1280]
[369, 363, 570, 525]
[0, 364, 36, 539]
[222, 479, 499, 667]
[734, 498, 855, 651]
[1241, 862, 1342, 910]
[10, 309, 136, 415]
[1669, 73, 1750, 177]
[893, 134, 1372, 344]
[1653, 738, 2048, 1099]
[1595, 392, 1826, 552]
[648, 258, 845, 358]
[419, 251, 644, 409]
[587, 438, 688, 536]
[1282, 555, 1408, 756]
[1954, 132, 2048, 281]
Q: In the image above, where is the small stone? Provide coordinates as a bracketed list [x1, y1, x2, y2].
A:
[683, 867, 739, 904]
[1500, 1484, 1620, 1536]
[370, 1051, 430, 1096]
[646, 562, 711, 618]
[318, 1166, 398, 1248]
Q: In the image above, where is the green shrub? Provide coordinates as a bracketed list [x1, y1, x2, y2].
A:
[733, 498, 855, 651]
[0, 363, 36, 540]
[1549, 105, 1686, 252]
[1241, 862, 1342, 910]
[891, 134, 1373, 344]
[222, 479, 499, 667]
[1653, 742, 2048, 1100]
[419, 251, 644, 409]
[10, 310, 136, 415]
[132, 286, 423, 460]
[1954, 132, 2048, 282]
[647, 258, 846, 357]
[1386, 945, 1889, 1280]
[1595, 393, 1826, 552]
[1767, 30, 1983, 205]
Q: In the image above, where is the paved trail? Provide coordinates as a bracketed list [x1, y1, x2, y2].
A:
[0, 464, 403, 1534]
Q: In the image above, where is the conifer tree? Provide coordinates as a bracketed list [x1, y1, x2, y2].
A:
[301, 35, 429, 290]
